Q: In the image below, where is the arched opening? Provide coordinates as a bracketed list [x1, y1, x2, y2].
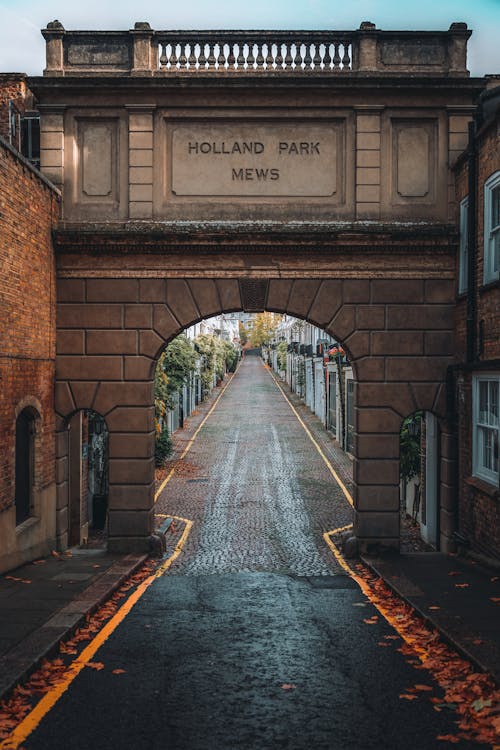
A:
[68, 409, 108, 547]
[15, 407, 39, 526]
[400, 410, 440, 552]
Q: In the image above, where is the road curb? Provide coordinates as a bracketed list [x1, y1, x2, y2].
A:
[361, 555, 499, 686]
[0, 553, 148, 700]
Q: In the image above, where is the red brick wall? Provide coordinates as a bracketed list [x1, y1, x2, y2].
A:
[0, 75, 33, 147]
[0, 137, 59, 515]
[454, 115, 500, 559]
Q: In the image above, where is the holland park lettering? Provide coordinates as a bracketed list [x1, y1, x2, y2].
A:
[187, 139, 322, 182]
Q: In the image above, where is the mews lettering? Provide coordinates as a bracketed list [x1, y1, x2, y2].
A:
[232, 168, 280, 181]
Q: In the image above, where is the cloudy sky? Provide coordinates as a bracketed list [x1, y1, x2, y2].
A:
[0, 0, 499, 76]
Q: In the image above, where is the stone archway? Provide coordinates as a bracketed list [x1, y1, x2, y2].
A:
[54, 275, 455, 555]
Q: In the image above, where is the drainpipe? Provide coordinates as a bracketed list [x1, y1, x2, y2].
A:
[466, 118, 477, 364]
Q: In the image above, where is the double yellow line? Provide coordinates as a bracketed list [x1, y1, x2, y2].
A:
[1, 374, 238, 749]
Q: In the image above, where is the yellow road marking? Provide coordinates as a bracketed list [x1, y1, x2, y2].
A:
[0, 515, 193, 750]
[266, 366, 354, 508]
[323, 529, 427, 655]
[155, 369, 238, 501]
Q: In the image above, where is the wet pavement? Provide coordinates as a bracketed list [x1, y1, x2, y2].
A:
[156, 354, 353, 576]
[17, 355, 494, 750]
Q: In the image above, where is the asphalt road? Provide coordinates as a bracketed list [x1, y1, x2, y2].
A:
[24, 357, 483, 749]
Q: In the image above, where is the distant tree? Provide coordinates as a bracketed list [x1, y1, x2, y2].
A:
[238, 321, 248, 346]
[249, 313, 281, 348]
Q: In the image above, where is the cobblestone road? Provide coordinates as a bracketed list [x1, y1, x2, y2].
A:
[156, 353, 353, 576]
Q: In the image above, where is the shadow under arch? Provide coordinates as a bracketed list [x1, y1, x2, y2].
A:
[63, 408, 109, 547]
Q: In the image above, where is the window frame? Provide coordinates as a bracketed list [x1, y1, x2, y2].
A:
[473, 374, 499, 486]
[483, 171, 500, 284]
[458, 196, 468, 294]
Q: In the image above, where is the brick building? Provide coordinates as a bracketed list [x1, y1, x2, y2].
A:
[0, 89, 60, 572]
[454, 83, 500, 560]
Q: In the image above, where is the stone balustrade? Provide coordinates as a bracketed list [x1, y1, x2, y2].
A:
[41, 21, 471, 77]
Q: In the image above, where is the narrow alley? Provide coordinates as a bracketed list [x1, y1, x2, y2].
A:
[10, 355, 494, 750]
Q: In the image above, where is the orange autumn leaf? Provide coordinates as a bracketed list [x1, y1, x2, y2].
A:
[85, 662, 104, 671]
[112, 669, 126, 675]
[281, 683, 296, 690]
[399, 694, 418, 701]
[436, 735, 460, 743]
[428, 605, 440, 610]
[414, 684, 433, 692]
[490, 597, 500, 603]
[455, 583, 469, 589]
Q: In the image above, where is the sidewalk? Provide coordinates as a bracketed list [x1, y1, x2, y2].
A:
[363, 552, 500, 685]
[0, 549, 146, 698]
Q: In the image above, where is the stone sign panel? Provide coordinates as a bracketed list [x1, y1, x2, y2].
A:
[171, 123, 339, 197]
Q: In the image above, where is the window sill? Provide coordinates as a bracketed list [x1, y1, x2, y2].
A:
[465, 475, 499, 499]
[15, 516, 39, 535]
[479, 278, 500, 295]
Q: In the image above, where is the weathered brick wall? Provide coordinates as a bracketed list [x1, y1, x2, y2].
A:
[0, 75, 33, 146]
[454, 115, 500, 559]
[0, 136, 58, 519]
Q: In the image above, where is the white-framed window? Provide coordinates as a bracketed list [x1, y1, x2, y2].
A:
[473, 374, 499, 485]
[458, 196, 468, 294]
[483, 171, 500, 284]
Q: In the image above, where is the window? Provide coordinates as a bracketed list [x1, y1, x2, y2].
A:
[473, 375, 499, 485]
[15, 408, 37, 525]
[458, 197, 468, 294]
[483, 171, 500, 283]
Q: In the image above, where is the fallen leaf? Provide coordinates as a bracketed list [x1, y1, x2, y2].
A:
[399, 694, 418, 701]
[5, 576, 31, 584]
[490, 597, 500, 603]
[472, 639, 483, 646]
[414, 684, 433, 692]
[32, 559, 46, 565]
[472, 698, 492, 713]
[491, 576, 499, 582]
[112, 669, 126, 675]
[51, 550, 61, 559]
[455, 583, 469, 589]
[92, 564, 101, 569]
[448, 571, 460, 577]
[85, 662, 104, 671]
[428, 605, 441, 610]
[281, 683, 296, 690]
[436, 735, 460, 743]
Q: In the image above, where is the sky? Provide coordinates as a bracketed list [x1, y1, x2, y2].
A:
[0, 0, 499, 77]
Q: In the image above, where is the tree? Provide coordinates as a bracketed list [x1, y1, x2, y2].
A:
[400, 413, 422, 483]
[249, 312, 281, 347]
[238, 321, 248, 346]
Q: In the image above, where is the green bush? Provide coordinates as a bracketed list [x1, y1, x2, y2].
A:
[155, 423, 173, 468]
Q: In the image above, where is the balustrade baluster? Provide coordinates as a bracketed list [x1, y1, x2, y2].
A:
[323, 41, 332, 70]
[313, 43, 321, 69]
[342, 42, 351, 69]
[198, 42, 207, 69]
[217, 43, 226, 69]
[237, 43, 245, 69]
[333, 42, 341, 69]
[227, 43, 236, 70]
[170, 43, 178, 69]
[256, 42, 264, 69]
[247, 41, 255, 69]
[303, 43, 312, 70]
[187, 42, 197, 69]
[179, 42, 188, 70]
[207, 43, 216, 68]
[284, 43, 293, 70]
[159, 43, 168, 70]
[275, 42, 283, 69]
[264, 43, 273, 69]
[294, 42, 303, 69]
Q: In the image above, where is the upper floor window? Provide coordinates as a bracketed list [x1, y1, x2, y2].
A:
[473, 375, 499, 486]
[459, 196, 468, 294]
[484, 171, 500, 284]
